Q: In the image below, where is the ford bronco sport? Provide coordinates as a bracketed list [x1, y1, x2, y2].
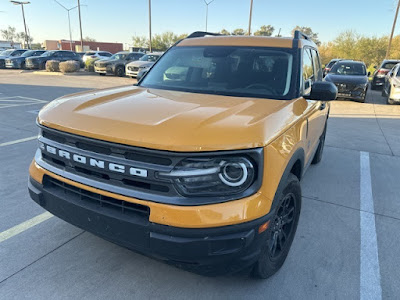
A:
[28, 31, 337, 278]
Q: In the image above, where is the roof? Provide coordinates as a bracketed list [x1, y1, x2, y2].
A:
[178, 35, 309, 49]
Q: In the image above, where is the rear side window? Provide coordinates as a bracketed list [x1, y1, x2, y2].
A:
[11, 50, 26, 57]
[100, 52, 112, 57]
[86, 52, 96, 56]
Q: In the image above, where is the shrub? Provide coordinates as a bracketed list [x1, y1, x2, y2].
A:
[85, 57, 99, 72]
[59, 60, 80, 73]
[45, 60, 59, 72]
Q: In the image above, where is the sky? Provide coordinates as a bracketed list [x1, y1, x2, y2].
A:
[0, 0, 399, 47]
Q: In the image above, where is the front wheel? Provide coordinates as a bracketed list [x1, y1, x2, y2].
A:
[115, 66, 125, 77]
[252, 173, 301, 279]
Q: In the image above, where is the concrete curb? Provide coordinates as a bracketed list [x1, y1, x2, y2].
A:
[31, 70, 95, 76]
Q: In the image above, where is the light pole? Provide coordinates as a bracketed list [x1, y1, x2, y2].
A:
[10, 1, 30, 49]
[54, 0, 79, 51]
[248, 0, 253, 35]
[77, 0, 83, 50]
[149, 0, 152, 52]
[386, 0, 400, 59]
[203, 0, 214, 32]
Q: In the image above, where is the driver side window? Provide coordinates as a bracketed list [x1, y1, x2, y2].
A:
[302, 48, 315, 95]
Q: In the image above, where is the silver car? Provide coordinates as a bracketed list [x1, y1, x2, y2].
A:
[382, 63, 400, 105]
[125, 53, 162, 78]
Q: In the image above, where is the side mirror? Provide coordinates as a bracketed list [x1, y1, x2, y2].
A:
[368, 71, 371, 77]
[374, 65, 377, 69]
[136, 69, 148, 81]
[304, 81, 337, 101]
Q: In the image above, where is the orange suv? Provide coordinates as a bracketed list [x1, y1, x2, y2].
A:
[28, 31, 337, 278]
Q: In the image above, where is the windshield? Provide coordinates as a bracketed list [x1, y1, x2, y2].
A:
[383, 62, 399, 70]
[140, 46, 294, 99]
[21, 50, 35, 57]
[1, 49, 14, 56]
[110, 53, 127, 60]
[41, 51, 55, 57]
[140, 54, 159, 62]
[330, 62, 366, 76]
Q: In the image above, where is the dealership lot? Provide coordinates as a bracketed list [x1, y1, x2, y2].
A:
[1, 70, 400, 299]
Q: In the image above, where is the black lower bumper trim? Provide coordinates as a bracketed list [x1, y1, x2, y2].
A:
[28, 176, 271, 275]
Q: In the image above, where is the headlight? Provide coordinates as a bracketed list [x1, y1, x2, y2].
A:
[158, 156, 257, 197]
[139, 65, 148, 69]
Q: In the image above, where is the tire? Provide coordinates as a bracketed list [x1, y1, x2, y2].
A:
[99, 73, 106, 76]
[20, 62, 26, 70]
[251, 173, 301, 279]
[388, 97, 395, 105]
[311, 122, 327, 165]
[115, 66, 125, 77]
[40, 62, 46, 70]
[381, 88, 387, 97]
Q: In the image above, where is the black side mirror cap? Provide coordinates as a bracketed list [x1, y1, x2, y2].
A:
[304, 81, 337, 101]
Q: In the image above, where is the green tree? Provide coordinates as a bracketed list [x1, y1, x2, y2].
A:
[220, 29, 230, 35]
[151, 32, 186, 51]
[254, 25, 274, 36]
[132, 35, 149, 48]
[1, 26, 17, 43]
[292, 26, 321, 46]
[16, 32, 33, 46]
[232, 28, 246, 36]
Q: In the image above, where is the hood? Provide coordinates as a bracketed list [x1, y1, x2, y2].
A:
[127, 61, 153, 67]
[0, 56, 9, 60]
[325, 74, 368, 85]
[38, 86, 311, 152]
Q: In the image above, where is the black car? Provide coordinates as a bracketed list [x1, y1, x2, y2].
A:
[323, 58, 343, 77]
[5, 50, 46, 69]
[324, 60, 369, 102]
[371, 59, 400, 90]
[25, 50, 82, 70]
[0, 49, 28, 69]
[94, 51, 144, 77]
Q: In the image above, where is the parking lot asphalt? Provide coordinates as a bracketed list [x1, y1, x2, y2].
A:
[1, 70, 400, 299]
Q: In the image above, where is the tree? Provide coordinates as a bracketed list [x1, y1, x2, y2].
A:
[83, 36, 96, 42]
[220, 29, 230, 35]
[1, 26, 17, 43]
[232, 28, 246, 36]
[16, 32, 33, 46]
[292, 26, 321, 46]
[132, 35, 149, 48]
[254, 25, 274, 36]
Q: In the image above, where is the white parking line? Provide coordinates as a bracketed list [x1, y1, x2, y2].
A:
[0, 136, 37, 147]
[0, 212, 53, 243]
[360, 151, 382, 300]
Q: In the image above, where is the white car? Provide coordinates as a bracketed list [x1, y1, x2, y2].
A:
[125, 53, 163, 78]
[82, 51, 112, 63]
[382, 63, 400, 105]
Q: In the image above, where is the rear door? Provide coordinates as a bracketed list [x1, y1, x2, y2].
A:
[302, 47, 328, 163]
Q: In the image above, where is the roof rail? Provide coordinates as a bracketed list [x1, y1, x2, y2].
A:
[293, 30, 311, 41]
[186, 31, 223, 39]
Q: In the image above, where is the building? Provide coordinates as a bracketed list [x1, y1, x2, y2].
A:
[0, 40, 22, 50]
[43, 40, 123, 53]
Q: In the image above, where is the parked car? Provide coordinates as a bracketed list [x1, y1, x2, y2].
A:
[125, 53, 162, 78]
[324, 60, 369, 102]
[323, 58, 343, 77]
[0, 49, 28, 69]
[25, 50, 82, 70]
[29, 31, 337, 279]
[382, 63, 400, 104]
[82, 51, 112, 63]
[371, 59, 400, 90]
[5, 50, 46, 69]
[94, 51, 144, 76]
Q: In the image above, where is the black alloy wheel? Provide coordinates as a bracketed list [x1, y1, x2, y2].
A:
[252, 173, 301, 279]
[116, 66, 125, 77]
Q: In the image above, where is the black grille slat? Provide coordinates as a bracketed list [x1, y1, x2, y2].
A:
[44, 176, 150, 218]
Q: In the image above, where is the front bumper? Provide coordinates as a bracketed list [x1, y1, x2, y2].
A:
[5, 60, 20, 68]
[126, 69, 139, 77]
[26, 61, 40, 69]
[28, 175, 270, 275]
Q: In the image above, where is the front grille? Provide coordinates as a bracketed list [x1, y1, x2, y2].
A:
[44, 175, 150, 219]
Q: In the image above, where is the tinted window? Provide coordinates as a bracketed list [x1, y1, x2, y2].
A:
[41, 51, 55, 57]
[85, 52, 96, 56]
[21, 50, 36, 57]
[140, 46, 294, 100]
[330, 62, 366, 76]
[110, 53, 127, 60]
[327, 60, 338, 68]
[100, 52, 112, 56]
[11, 50, 26, 57]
